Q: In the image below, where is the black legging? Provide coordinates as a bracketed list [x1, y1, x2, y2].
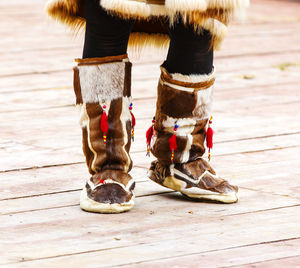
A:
[83, 0, 213, 75]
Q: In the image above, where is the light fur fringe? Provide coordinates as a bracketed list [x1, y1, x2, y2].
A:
[128, 32, 170, 57]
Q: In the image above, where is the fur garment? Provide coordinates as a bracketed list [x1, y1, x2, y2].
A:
[46, 0, 249, 50]
[74, 55, 135, 213]
[148, 66, 239, 203]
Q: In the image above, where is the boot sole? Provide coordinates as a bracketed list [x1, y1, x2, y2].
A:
[149, 170, 238, 204]
[79, 188, 134, 213]
[180, 190, 238, 203]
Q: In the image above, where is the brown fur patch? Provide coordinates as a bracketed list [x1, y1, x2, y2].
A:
[106, 98, 132, 172]
[157, 82, 196, 118]
[91, 170, 133, 187]
[151, 131, 188, 165]
[86, 103, 107, 173]
[189, 119, 208, 161]
[200, 173, 238, 193]
[123, 62, 132, 97]
[73, 67, 83, 104]
[86, 182, 129, 204]
[82, 126, 95, 174]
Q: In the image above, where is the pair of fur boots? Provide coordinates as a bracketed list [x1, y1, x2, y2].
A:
[73, 54, 238, 213]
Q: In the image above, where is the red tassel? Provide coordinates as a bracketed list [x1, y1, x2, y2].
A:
[100, 111, 108, 144]
[169, 134, 177, 163]
[169, 134, 177, 151]
[130, 112, 136, 128]
[206, 126, 213, 149]
[146, 125, 154, 156]
[130, 111, 135, 142]
[206, 116, 214, 161]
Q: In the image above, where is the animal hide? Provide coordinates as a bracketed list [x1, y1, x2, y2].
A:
[46, 0, 249, 50]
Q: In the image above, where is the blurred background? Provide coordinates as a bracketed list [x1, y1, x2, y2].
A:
[1, 0, 300, 266]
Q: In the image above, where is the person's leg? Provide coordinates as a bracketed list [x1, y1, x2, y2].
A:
[163, 18, 213, 75]
[74, 0, 136, 213]
[148, 18, 238, 203]
[83, 0, 134, 58]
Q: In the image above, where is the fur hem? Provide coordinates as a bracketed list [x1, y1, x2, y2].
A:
[127, 18, 226, 54]
[161, 66, 215, 85]
[166, 68, 215, 83]
[102, 0, 249, 17]
[101, 0, 167, 18]
[46, 0, 245, 51]
[45, 0, 85, 33]
[128, 32, 170, 56]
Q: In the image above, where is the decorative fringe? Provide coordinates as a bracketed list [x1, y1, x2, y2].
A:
[206, 116, 214, 161]
[168, 123, 178, 163]
[46, 0, 248, 52]
[45, 0, 85, 35]
[129, 103, 136, 142]
[146, 117, 155, 156]
[101, 105, 108, 144]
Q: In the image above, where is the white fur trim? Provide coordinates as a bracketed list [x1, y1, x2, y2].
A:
[162, 116, 197, 135]
[174, 168, 214, 184]
[80, 186, 134, 213]
[181, 134, 193, 163]
[206, 0, 250, 9]
[101, 0, 167, 18]
[181, 187, 238, 203]
[160, 79, 194, 93]
[78, 104, 88, 128]
[165, 0, 207, 12]
[167, 68, 215, 83]
[101, 0, 249, 18]
[78, 62, 125, 103]
[193, 85, 213, 118]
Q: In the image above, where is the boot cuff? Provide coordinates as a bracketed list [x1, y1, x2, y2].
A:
[160, 66, 215, 90]
[75, 54, 128, 66]
[73, 55, 131, 104]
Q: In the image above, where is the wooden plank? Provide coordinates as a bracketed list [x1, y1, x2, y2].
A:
[236, 255, 300, 268]
[1, 67, 300, 112]
[1, 50, 299, 95]
[0, 180, 173, 215]
[119, 238, 300, 268]
[1, 144, 300, 202]
[0, 165, 149, 201]
[1, 117, 300, 172]
[0, 206, 299, 266]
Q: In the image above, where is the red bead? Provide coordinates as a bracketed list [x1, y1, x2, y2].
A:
[103, 105, 106, 109]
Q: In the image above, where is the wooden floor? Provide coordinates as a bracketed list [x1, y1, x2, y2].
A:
[1, 0, 300, 267]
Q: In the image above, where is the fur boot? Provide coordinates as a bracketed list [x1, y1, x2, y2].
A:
[148, 66, 238, 203]
[73, 54, 135, 213]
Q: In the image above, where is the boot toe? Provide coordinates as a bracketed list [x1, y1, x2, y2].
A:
[91, 183, 131, 204]
[80, 181, 134, 213]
